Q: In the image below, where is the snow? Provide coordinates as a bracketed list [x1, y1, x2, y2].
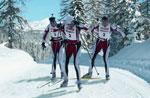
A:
[131, 18, 136, 23]
[110, 39, 150, 83]
[125, 0, 132, 3]
[135, 10, 141, 17]
[0, 43, 150, 98]
[0, 43, 36, 83]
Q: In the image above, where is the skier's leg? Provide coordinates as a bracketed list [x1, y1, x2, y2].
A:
[89, 39, 100, 73]
[50, 43, 54, 74]
[54, 54, 57, 71]
[51, 41, 59, 79]
[73, 44, 81, 89]
[74, 44, 81, 81]
[82, 39, 100, 78]
[59, 43, 68, 85]
[89, 51, 99, 73]
[103, 45, 110, 80]
[58, 42, 64, 78]
[51, 53, 57, 79]
[60, 44, 72, 87]
[65, 55, 71, 76]
[63, 45, 70, 80]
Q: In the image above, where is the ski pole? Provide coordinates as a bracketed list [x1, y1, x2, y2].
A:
[80, 34, 99, 75]
[82, 45, 99, 75]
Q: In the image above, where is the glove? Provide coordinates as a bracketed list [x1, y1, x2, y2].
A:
[41, 42, 46, 50]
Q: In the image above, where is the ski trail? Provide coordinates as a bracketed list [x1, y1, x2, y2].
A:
[0, 65, 150, 98]
[110, 68, 150, 98]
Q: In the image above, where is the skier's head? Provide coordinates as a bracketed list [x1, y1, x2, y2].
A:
[63, 15, 74, 25]
[102, 16, 109, 26]
[49, 14, 57, 26]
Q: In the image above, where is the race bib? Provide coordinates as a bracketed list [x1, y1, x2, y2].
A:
[51, 32, 60, 37]
[98, 31, 111, 39]
[65, 25, 77, 40]
[50, 26, 61, 38]
[99, 24, 111, 39]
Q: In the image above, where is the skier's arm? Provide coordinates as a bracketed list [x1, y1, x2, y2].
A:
[80, 26, 88, 31]
[78, 24, 88, 31]
[60, 25, 65, 35]
[91, 25, 99, 33]
[43, 25, 49, 41]
[42, 25, 49, 50]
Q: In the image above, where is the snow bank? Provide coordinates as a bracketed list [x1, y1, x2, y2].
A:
[110, 39, 150, 83]
[0, 43, 36, 82]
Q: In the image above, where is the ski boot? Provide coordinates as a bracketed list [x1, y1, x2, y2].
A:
[51, 72, 56, 81]
[106, 74, 110, 80]
[82, 72, 92, 79]
[76, 80, 82, 90]
[60, 80, 68, 87]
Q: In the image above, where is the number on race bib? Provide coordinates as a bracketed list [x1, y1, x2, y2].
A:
[103, 33, 105, 37]
[69, 34, 71, 38]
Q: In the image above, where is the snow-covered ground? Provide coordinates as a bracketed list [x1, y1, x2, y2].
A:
[0, 43, 36, 83]
[0, 43, 150, 98]
[109, 39, 150, 83]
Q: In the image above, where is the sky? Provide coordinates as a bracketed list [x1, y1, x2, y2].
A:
[22, 0, 61, 22]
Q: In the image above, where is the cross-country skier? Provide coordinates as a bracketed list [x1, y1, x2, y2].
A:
[42, 15, 64, 80]
[60, 15, 88, 89]
[82, 16, 126, 80]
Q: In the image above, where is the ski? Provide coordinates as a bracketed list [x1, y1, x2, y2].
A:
[48, 85, 75, 92]
[70, 77, 101, 80]
[81, 77, 101, 80]
[48, 79, 63, 87]
[37, 78, 61, 89]
[37, 81, 51, 89]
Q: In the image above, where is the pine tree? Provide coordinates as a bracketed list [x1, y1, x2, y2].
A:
[140, 0, 150, 17]
[60, 0, 85, 22]
[68, 0, 85, 22]
[84, 0, 106, 23]
[0, 0, 27, 48]
[60, 0, 70, 19]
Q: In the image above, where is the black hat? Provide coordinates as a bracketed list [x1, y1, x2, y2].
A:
[49, 14, 55, 22]
[102, 16, 108, 21]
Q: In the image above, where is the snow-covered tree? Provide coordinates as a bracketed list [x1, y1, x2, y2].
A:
[68, 0, 85, 22]
[140, 0, 150, 17]
[59, 0, 149, 56]
[84, 0, 106, 23]
[60, 0, 85, 22]
[0, 0, 27, 48]
[126, 0, 150, 42]
[60, 0, 70, 19]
